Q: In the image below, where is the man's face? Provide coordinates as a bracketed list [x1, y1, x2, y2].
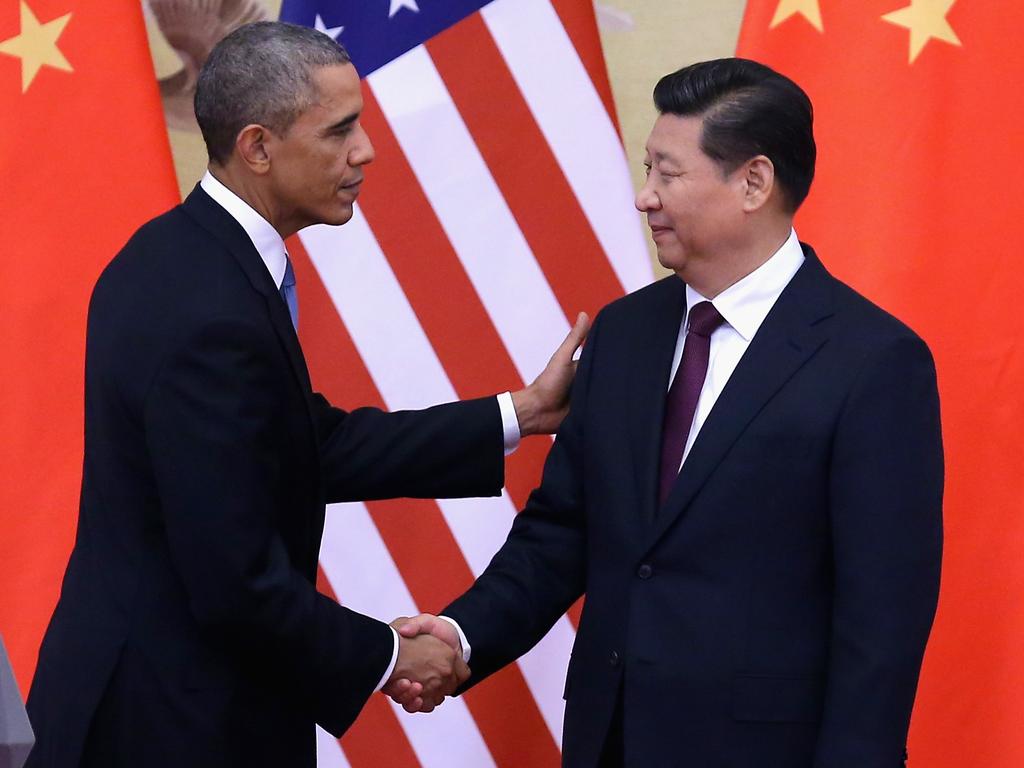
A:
[636, 114, 746, 282]
[268, 63, 373, 230]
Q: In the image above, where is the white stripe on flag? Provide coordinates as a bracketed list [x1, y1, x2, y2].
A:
[316, 726, 352, 768]
[303, 213, 575, 746]
[482, 0, 653, 293]
[422, 496, 573, 744]
[300, 214, 517, 576]
[299, 212, 449, 412]
[367, 45, 571, 382]
[320, 502, 497, 768]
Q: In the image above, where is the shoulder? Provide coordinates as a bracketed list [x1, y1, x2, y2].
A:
[796, 248, 935, 381]
[88, 203, 269, 365]
[592, 274, 682, 330]
[98, 204, 221, 287]
[827, 270, 930, 353]
[93, 203, 253, 316]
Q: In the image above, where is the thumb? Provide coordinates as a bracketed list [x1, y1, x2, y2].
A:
[397, 613, 437, 638]
[559, 312, 590, 359]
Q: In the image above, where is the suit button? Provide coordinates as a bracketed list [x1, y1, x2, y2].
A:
[637, 564, 653, 579]
[609, 650, 621, 667]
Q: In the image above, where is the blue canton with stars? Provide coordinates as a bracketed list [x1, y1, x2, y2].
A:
[279, 0, 496, 78]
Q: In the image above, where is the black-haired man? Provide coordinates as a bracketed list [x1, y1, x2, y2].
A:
[397, 58, 943, 768]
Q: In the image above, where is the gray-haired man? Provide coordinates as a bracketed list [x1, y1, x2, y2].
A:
[25, 22, 586, 768]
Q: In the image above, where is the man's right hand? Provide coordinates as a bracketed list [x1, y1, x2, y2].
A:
[383, 628, 469, 713]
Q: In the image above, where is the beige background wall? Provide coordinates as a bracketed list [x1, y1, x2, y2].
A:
[144, 0, 749, 275]
[596, 1, 746, 213]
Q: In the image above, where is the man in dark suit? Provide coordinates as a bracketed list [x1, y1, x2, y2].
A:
[25, 22, 587, 768]
[394, 58, 944, 767]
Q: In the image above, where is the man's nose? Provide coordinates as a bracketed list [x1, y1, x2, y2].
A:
[351, 126, 375, 166]
[635, 182, 658, 212]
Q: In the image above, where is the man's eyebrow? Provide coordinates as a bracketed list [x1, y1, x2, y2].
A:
[322, 112, 360, 134]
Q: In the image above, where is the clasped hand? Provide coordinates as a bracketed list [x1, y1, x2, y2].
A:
[383, 614, 465, 713]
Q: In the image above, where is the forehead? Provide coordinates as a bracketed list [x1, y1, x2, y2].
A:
[305, 63, 363, 119]
[645, 113, 705, 161]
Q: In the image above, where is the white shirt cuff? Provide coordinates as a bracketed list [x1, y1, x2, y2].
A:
[497, 391, 521, 456]
[437, 615, 472, 663]
[373, 626, 400, 693]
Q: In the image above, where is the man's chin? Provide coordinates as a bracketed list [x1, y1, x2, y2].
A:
[655, 245, 685, 272]
[321, 204, 355, 228]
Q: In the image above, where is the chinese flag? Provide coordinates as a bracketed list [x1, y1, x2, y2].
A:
[0, 1, 178, 692]
[738, 2, 1024, 767]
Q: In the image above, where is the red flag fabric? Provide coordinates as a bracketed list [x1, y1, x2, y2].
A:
[737, 3, 1024, 766]
[0, 0, 179, 693]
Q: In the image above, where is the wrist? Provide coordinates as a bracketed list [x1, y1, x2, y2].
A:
[511, 387, 538, 437]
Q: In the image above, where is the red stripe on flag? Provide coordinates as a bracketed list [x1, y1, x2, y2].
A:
[316, 567, 422, 768]
[355, 87, 554, 519]
[291, 238, 563, 766]
[356, 88, 584, 630]
[427, 14, 626, 321]
[548, 0, 621, 135]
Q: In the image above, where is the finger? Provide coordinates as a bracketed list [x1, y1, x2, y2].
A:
[383, 678, 411, 697]
[389, 616, 410, 630]
[397, 613, 437, 638]
[402, 696, 425, 713]
[422, 677, 443, 701]
[454, 657, 471, 688]
[560, 312, 590, 356]
[414, 696, 438, 714]
[396, 622, 421, 638]
[392, 680, 423, 706]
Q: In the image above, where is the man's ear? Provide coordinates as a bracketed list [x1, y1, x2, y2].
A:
[235, 124, 272, 175]
[741, 154, 775, 213]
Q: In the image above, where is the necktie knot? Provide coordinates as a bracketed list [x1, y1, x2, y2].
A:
[281, 256, 296, 290]
[687, 301, 724, 339]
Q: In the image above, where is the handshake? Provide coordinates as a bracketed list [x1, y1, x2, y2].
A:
[383, 614, 467, 713]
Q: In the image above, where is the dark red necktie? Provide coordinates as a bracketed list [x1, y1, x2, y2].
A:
[658, 301, 725, 506]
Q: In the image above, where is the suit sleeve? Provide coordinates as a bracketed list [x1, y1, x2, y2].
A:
[143, 318, 393, 736]
[308, 393, 505, 504]
[441, 316, 602, 688]
[814, 333, 944, 767]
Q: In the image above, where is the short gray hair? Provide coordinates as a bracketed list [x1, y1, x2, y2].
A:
[195, 21, 351, 165]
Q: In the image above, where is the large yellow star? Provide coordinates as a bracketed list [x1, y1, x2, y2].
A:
[770, 0, 823, 33]
[882, 0, 962, 63]
[0, 1, 73, 93]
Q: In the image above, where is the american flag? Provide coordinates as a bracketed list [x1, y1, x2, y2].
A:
[275, 0, 652, 765]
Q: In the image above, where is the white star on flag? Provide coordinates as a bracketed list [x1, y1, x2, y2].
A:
[389, 0, 419, 18]
[314, 13, 343, 39]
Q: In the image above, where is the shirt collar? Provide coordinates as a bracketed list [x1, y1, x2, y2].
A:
[685, 229, 805, 342]
[200, 171, 289, 289]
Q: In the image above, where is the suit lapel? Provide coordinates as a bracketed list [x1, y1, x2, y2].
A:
[642, 247, 836, 553]
[181, 185, 315, 407]
[627, 277, 687, 525]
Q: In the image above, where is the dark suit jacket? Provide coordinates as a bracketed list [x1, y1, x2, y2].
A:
[26, 186, 505, 768]
[446, 246, 943, 768]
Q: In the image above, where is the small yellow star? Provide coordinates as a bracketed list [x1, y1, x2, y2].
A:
[770, 0, 824, 33]
[0, 1, 73, 93]
[882, 0, 962, 63]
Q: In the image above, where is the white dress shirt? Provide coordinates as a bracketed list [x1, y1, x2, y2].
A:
[199, 171, 520, 689]
[445, 230, 806, 666]
[671, 229, 805, 468]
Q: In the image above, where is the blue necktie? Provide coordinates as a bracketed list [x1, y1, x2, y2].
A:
[280, 255, 298, 331]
